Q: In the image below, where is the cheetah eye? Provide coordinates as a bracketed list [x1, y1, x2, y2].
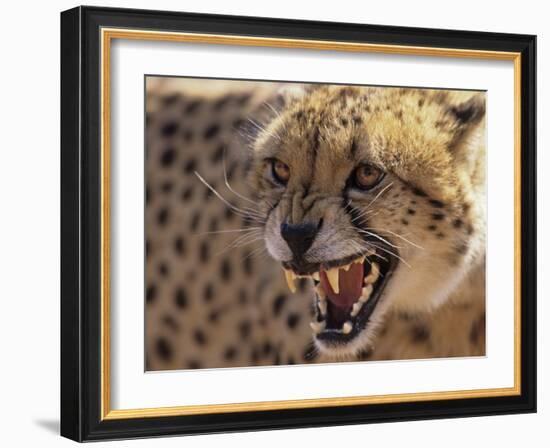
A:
[352, 164, 385, 191]
[270, 158, 290, 185]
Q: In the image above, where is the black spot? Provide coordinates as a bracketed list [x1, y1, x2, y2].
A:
[262, 342, 273, 356]
[357, 348, 373, 360]
[203, 184, 214, 200]
[238, 289, 248, 305]
[250, 348, 260, 363]
[350, 139, 358, 156]
[429, 199, 445, 208]
[242, 253, 253, 276]
[470, 313, 485, 343]
[193, 329, 207, 346]
[237, 93, 251, 106]
[160, 147, 176, 167]
[209, 217, 219, 234]
[401, 219, 409, 225]
[453, 218, 463, 228]
[286, 313, 300, 330]
[183, 159, 197, 174]
[223, 346, 237, 361]
[213, 94, 232, 110]
[146, 284, 157, 303]
[220, 259, 232, 282]
[161, 181, 173, 194]
[203, 283, 214, 302]
[174, 236, 186, 255]
[162, 94, 179, 106]
[455, 242, 469, 255]
[407, 208, 416, 215]
[427, 224, 437, 231]
[161, 121, 179, 137]
[224, 206, 235, 221]
[432, 212, 445, 221]
[190, 212, 201, 231]
[157, 208, 169, 226]
[187, 360, 201, 369]
[182, 130, 194, 142]
[412, 187, 427, 197]
[211, 144, 225, 163]
[273, 352, 281, 365]
[158, 262, 169, 277]
[340, 118, 349, 127]
[184, 99, 201, 115]
[353, 115, 362, 124]
[156, 338, 172, 361]
[272, 294, 287, 316]
[208, 309, 221, 323]
[203, 123, 220, 140]
[162, 315, 179, 332]
[174, 288, 188, 309]
[436, 232, 446, 239]
[287, 356, 296, 365]
[238, 320, 252, 340]
[466, 224, 474, 235]
[181, 186, 194, 201]
[418, 98, 425, 107]
[199, 241, 210, 263]
[410, 325, 430, 343]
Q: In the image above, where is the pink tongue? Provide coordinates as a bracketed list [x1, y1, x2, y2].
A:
[320, 262, 364, 310]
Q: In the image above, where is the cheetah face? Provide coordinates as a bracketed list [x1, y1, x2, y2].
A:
[250, 85, 485, 357]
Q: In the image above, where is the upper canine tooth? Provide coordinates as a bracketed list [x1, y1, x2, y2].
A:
[284, 269, 297, 293]
[310, 321, 326, 334]
[312, 272, 320, 281]
[357, 256, 366, 264]
[364, 262, 380, 284]
[342, 321, 353, 334]
[342, 263, 352, 271]
[325, 268, 340, 293]
[360, 284, 373, 302]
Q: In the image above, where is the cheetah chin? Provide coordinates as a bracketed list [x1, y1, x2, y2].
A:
[282, 238, 397, 350]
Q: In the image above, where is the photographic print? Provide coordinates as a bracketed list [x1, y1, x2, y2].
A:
[61, 8, 535, 440]
[145, 77, 487, 371]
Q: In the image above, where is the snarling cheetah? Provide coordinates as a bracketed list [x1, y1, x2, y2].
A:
[145, 77, 486, 371]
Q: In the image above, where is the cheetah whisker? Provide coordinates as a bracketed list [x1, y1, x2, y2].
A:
[246, 117, 281, 142]
[194, 172, 266, 223]
[364, 227, 424, 250]
[197, 226, 263, 236]
[366, 242, 412, 268]
[222, 148, 273, 209]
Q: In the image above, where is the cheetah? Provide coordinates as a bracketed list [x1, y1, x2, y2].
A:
[145, 77, 486, 370]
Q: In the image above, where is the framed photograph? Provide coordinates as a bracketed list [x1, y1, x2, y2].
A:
[60, 6, 536, 441]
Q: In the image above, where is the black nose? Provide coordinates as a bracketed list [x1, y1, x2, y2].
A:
[280, 221, 320, 258]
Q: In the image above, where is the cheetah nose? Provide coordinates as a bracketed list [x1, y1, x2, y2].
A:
[280, 220, 321, 258]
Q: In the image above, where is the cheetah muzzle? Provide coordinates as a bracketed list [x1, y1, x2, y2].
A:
[282, 241, 397, 346]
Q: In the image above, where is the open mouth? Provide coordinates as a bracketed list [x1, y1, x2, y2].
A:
[282, 243, 397, 345]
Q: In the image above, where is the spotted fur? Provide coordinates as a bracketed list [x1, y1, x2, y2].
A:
[145, 78, 486, 369]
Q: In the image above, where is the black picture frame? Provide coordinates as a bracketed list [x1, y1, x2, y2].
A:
[61, 5, 536, 442]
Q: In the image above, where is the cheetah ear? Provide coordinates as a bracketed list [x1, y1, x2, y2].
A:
[446, 93, 486, 174]
[446, 94, 486, 152]
[276, 83, 314, 104]
[448, 94, 486, 130]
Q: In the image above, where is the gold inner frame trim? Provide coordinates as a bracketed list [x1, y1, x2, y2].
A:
[100, 27, 522, 420]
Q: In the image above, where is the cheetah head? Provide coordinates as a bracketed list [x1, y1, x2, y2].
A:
[249, 85, 486, 358]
